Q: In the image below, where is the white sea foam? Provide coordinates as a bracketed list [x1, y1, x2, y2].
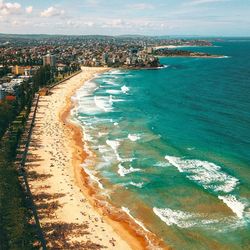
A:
[155, 161, 171, 167]
[106, 89, 122, 95]
[109, 95, 113, 104]
[83, 132, 96, 142]
[106, 139, 120, 151]
[76, 80, 97, 97]
[114, 122, 119, 126]
[108, 95, 125, 103]
[118, 164, 141, 177]
[218, 195, 246, 219]
[106, 139, 122, 161]
[103, 79, 118, 86]
[110, 70, 125, 75]
[98, 145, 110, 153]
[128, 134, 141, 142]
[129, 182, 144, 188]
[76, 97, 98, 114]
[98, 144, 117, 163]
[187, 147, 195, 151]
[79, 117, 110, 126]
[122, 207, 150, 232]
[217, 55, 231, 59]
[94, 95, 113, 112]
[121, 85, 130, 94]
[153, 207, 218, 228]
[164, 156, 247, 219]
[165, 156, 238, 193]
[157, 64, 170, 69]
[98, 132, 108, 137]
[153, 207, 195, 228]
[81, 165, 104, 189]
[105, 140, 134, 163]
[95, 161, 111, 170]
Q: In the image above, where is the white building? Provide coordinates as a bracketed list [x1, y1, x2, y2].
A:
[0, 85, 5, 100]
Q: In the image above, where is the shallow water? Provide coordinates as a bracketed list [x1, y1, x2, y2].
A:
[72, 38, 250, 249]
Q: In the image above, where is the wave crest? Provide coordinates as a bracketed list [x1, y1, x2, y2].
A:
[165, 156, 238, 193]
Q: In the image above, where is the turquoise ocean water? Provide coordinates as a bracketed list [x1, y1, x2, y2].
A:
[72, 39, 250, 249]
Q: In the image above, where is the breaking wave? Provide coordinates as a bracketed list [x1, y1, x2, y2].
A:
[118, 164, 141, 177]
[128, 134, 141, 142]
[165, 155, 238, 193]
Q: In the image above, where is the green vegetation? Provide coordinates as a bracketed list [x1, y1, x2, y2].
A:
[0, 65, 80, 249]
[0, 80, 34, 138]
[0, 109, 39, 249]
[0, 66, 10, 78]
[33, 65, 54, 88]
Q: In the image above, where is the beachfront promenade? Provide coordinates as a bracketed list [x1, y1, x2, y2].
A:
[15, 94, 47, 249]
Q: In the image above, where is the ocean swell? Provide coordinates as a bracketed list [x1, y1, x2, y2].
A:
[165, 156, 238, 193]
[164, 155, 249, 219]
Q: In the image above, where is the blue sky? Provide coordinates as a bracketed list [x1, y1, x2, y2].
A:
[0, 0, 249, 36]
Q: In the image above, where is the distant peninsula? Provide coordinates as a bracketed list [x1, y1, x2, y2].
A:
[152, 48, 223, 58]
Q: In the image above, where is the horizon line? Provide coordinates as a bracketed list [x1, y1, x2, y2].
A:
[0, 33, 250, 38]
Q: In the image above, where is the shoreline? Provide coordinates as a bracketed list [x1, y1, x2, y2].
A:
[153, 45, 213, 49]
[26, 66, 168, 249]
[155, 55, 225, 58]
[60, 68, 147, 250]
[25, 67, 131, 249]
[61, 68, 169, 250]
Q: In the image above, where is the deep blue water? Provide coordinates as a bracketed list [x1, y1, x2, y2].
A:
[73, 39, 250, 249]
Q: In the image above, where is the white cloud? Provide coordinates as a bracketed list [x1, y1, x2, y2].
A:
[97, 18, 175, 32]
[85, 0, 99, 6]
[82, 21, 94, 27]
[26, 6, 32, 14]
[66, 19, 78, 27]
[40, 6, 65, 17]
[101, 19, 126, 28]
[34, 22, 50, 28]
[129, 3, 154, 10]
[66, 19, 95, 28]
[185, 0, 229, 6]
[0, 1, 21, 15]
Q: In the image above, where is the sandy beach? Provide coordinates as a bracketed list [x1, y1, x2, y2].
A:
[25, 67, 147, 249]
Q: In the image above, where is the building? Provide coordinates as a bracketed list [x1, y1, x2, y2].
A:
[102, 53, 109, 65]
[147, 47, 154, 54]
[0, 85, 6, 100]
[43, 54, 56, 67]
[11, 65, 33, 76]
[12, 65, 25, 75]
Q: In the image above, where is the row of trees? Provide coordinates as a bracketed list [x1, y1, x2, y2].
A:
[33, 65, 54, 88]
[0, 66, 10, 78]
[0, 70, 38, 249]
[0, 79, 34, 138]
[0, 109, 39, 248]
[34, 64, 81, 87]
[0, 65, 80, 249]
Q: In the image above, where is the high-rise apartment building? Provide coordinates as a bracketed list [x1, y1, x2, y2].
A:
[43, 54, 56, 67]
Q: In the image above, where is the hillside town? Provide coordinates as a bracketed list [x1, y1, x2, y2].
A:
[0, 35, 215, 102]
